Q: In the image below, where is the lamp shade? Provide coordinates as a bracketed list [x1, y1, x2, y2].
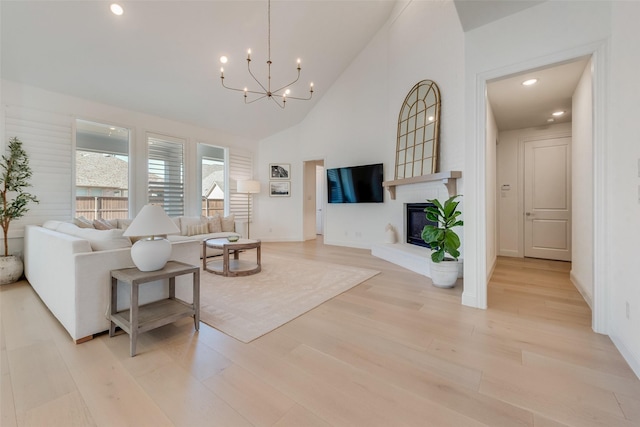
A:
[122, 204, 180, 237]
[237, 180, 261, 194]
[123, 204, 180, 271]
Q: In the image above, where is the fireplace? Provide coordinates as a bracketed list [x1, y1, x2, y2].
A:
[406, 203, 437, 248]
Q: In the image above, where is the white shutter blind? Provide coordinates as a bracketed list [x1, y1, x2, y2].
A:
[228, 151, 253, 221]
[4, 106, 73, 238]
[147, 134, 184, 217]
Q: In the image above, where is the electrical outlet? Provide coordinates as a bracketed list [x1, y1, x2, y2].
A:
[626, 302, 630, 319]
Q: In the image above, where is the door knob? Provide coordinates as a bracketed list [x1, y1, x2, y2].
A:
[526, 212, 532, 216]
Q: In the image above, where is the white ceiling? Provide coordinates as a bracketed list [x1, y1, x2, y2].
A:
[2, 0, 583, 139]
[488, 57, 591, 131]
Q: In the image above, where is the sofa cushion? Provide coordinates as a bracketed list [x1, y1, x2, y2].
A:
[42, 220, 65, 231]
[186, 222, 209, 236]
[71, 228, 132, 251]
[203, 214, 222, 233]
[179, 216, 204, 236]
[221, 214, 235, 232]
[116, 218, 133, 230]
[93, 218, 114, 230]
[73, 216, 94, 228]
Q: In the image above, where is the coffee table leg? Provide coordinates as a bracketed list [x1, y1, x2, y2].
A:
[223, 247, 230, 276]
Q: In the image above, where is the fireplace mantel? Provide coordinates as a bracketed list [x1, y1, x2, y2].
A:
[382, 171, 461, 200]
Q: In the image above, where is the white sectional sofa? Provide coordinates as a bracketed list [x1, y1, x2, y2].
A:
[23, 214, 241, 343]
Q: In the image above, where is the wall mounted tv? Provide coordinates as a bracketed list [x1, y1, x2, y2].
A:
[327, 163, 384, 203]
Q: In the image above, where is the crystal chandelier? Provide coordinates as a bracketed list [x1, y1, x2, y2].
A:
[219, 0, 314, 108]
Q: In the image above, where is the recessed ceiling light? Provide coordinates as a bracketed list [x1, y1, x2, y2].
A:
[110, 3, 124, 16]
[522, 78, 538, 86]
[552, 111, 565, 117]
[547, 118, 555, 122]
[220, 56, 228, 64]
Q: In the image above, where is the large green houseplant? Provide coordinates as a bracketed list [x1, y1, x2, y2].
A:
[1, 137, 39, 285]
[421, 195, 463, 288]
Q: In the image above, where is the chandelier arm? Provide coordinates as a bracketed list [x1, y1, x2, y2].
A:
[272, 69, 302, 95]
[269, 96, 286, 109]
[245, 94, 268, 104]
[247, 61, 270, 95]
[221, 78, 250, 93]
[284, 92, 314, 101]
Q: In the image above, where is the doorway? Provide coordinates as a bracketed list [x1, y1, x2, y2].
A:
[302, 159, 325, 241]
[487, 56, 592, 307]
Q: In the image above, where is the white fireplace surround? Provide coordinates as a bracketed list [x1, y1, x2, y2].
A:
[371, 202, 463, 279]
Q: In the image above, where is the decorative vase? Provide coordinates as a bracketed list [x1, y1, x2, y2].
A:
[429, 259, 459, 288]
[0, 255, 24, 285]
[385, 224, 397, 244]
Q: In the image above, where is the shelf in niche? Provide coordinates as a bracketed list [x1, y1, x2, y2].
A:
[382, 171, 461, 200]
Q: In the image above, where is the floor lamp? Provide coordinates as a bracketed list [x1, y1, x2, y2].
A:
[237, 180, 261, 238]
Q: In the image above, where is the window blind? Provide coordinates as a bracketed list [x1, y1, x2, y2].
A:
[4, 106, 73, 238]
[147, 134, 184, 217]
[228, 151, 253, 221]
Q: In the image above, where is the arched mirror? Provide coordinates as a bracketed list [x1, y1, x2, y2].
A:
[395, 80, 441, 179]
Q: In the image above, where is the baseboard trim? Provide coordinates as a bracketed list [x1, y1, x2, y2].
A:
[569, 271, 593, 309]
[609, 332, 640, 380]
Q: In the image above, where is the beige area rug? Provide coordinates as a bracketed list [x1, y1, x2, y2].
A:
[198, 254, 379, 343]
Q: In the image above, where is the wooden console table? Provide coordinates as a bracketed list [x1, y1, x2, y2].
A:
[109, 260, 200, 357]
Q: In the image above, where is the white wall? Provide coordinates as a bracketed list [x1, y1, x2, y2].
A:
[255, 0, 465, 249]
[496, 122, 572, 258]
[608, 1, 640, 378]
[463, 0, 611, 310]
[465, 0, 639, 377]
[1, 80, 256, 255]
[571, 59, 594, 307]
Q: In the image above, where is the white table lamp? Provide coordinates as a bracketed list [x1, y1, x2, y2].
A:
[122, 204, 180, 271]
[237, 180, 260, 238]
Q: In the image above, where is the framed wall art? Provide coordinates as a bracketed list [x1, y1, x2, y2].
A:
[269, 181, 290, 197]
[270, 163, 290, 180]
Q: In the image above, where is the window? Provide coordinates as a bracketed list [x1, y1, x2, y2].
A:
[199, 144, 226, 217]
[148, 134, 184, 216]
[75, 120, 130, 220]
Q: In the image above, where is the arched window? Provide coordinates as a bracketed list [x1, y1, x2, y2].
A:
[395, 80, 441, 179]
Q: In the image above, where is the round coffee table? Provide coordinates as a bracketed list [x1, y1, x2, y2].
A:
[202, 238, 261, 277]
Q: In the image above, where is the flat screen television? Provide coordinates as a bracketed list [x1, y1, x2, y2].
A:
[327, 163, 384, 203]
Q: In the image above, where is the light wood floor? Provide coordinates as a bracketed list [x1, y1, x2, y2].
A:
[1, 239, 639, 426]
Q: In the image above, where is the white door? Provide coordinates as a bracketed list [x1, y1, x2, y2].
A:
[524, 137, 571, 261]
[315, 165, 324, 235]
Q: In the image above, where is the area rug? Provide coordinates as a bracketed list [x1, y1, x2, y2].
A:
[198, 254, 379, 343]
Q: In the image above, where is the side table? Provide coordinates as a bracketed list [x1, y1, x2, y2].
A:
[109, 260, 200, 356]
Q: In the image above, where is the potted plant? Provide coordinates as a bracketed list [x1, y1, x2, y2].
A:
[1, 137, 39, 285]
[421, 195, 463, 288]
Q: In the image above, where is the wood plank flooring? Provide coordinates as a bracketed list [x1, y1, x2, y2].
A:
[1, 239, 639, 426]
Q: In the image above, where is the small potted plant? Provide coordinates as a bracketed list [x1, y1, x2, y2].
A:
[421, 195, 463, 288]
[1, 137, 39, 285]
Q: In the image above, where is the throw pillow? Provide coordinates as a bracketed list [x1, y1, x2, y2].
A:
[69, 228, 132, 251]
[93, 218, 114, 230]
[221, 214, 235, 232]
[73, 216, 95, 229]
[179, 216, 203, 236]
[117, 218, 133, 230]
[204, 214, 222, 233]
[186, 222, 209, 236]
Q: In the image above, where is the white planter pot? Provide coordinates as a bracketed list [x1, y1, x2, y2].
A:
[0, 255, 24, 285]
[429, 259, 459, 288]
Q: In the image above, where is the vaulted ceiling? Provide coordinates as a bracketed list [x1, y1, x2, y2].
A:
[3, 0, 576, 140]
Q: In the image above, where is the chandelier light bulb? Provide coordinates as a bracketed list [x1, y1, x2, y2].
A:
[110, 3, 124, 15]
[220, 56, 228, 64]
[247, 49, 251, 60]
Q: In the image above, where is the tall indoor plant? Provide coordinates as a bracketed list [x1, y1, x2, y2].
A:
[421, 195, 463, 288]
[1, 137, 39, 285]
